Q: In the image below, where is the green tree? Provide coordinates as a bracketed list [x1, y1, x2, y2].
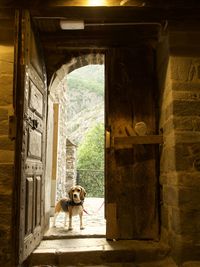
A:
[77, 123, 104, 197]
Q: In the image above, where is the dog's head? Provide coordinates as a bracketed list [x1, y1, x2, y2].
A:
[68, 185, 86, 203]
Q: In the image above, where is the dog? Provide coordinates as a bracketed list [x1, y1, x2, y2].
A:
[52, 185, 86, 230]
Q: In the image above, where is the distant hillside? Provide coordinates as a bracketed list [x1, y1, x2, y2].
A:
[66, 64, 104, 144]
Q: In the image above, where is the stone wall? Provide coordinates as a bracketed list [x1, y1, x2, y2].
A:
[66, 139, 77, 191]
[0, 16, 15, 266]
[57, 86, 69, 200]
[158, 30, 200, 265]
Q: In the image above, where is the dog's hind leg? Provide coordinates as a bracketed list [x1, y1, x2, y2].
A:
[64, 212, 67, 227]
[52, 212, 59, 227]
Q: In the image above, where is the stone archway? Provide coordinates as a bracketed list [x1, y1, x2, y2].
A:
[46, 52, 104, 215]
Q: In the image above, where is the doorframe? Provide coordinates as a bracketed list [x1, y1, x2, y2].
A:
[45, 53, 106, 230]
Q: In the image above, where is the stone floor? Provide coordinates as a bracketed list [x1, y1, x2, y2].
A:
[44, 198, 106, 239]
[31, 198, 178, 266]
[30, 238, 175, 267]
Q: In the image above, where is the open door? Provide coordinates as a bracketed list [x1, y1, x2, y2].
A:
[105, 46, 159, 240]
[15, 10, 47, 264]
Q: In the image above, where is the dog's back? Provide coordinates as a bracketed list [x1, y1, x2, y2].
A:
[55, 198, 70, 213]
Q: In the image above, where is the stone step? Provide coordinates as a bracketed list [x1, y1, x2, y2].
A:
[31, 258, 177, 267]
[29, 238, 174, 266]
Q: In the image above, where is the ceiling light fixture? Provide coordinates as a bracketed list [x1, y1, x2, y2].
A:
[60, 20, 84, 30]
[87, 0, 106, 6]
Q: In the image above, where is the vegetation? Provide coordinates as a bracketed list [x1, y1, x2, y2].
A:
[77, 123, 104, 197]
[67, 77, 104, 96]
[67, 65, 105, 197]
[67, 64, 104, 96]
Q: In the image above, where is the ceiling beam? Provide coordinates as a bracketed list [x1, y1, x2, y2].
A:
[29, 6, 200, 23]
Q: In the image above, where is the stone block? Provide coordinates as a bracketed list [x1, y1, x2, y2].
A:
[170, 31, 200, 53]
[170, 56, 193, 82]
[175, 132, 200, 144]
[163, 185, 178, 206]
[0, 45, 14, 62]
[160, 102, 173, 123]
[0, 75, 13, 105]
[173, 91, 200, 102]
[0, 250, 12, 267]
[171, 208, 200, 234]
[0, 223, 12, 241]
[176, 172, 200, 187]
[173, 100, 200, 117]
[182, 262, 200, 267]
[160, 172, 178, 186]
[169, 231, 200, 263]
[0, 195, 12, 212]
[174, 144, 193, 171]
[0, 107, 8, 120]
[160, 146, 176, 172]
[159, 173, 168, 185]
[174, 143, 200, 171]
[0, 164, 14, 195]
[0, 120, 8, 135]
[0, 150, 14, 163]
[173, 116, 200, 132]
[161, 205, 169, 229]
[164, 131, 176, 148]
[161, 117, 175, 135]
[172, 81, 200, 91]
[179, 186, 200, 208]
[160, 171, 200, 188]
[0, 136, 14, 150]
[0, 61, 13, 75]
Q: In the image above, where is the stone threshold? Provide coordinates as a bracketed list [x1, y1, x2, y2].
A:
[29, 238, 173, 266]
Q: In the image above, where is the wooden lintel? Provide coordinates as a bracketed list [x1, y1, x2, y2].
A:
[114, 135, 163, 146]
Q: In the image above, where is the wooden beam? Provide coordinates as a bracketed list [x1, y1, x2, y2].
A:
[29, 6, 200, 22]
[114, 135, 163, 147]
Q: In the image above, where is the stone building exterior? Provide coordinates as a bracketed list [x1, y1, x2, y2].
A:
[65, 139, 77, 193]
[1, 2, 200, 267]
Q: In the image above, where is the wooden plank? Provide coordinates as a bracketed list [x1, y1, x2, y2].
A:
[106, 203, 118, 240]
[35, 176, 41, 226]
[106, 46, 159, 240]
[114, 135, 163, 146]
[29, 6, 200, 21]
[25, 177, 33, 236]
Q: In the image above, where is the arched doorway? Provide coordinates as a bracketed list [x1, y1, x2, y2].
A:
[46, 53, 106, 237]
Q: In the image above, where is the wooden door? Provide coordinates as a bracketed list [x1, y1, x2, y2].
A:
[105, 46, 159, 240]
[15, 10, 47, 263]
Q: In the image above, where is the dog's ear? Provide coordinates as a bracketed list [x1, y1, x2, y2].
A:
[80, 186, 86, 200]
[68, 187, 73, 200]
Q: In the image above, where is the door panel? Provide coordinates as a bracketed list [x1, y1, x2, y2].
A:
[105, 46, 159, 240]
[16, 10, 47, 263]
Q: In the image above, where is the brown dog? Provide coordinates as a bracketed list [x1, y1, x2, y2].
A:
[52, 185, 86, 230]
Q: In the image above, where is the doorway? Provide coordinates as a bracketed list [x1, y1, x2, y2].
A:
[15, 10, 161, 264]
[46, 57, 106, 238]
